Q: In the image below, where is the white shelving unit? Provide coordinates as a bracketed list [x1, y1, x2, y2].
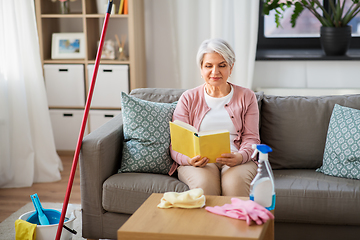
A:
[34, 0, 146, 151]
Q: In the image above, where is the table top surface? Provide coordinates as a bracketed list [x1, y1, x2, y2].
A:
[118, 193, 272, 240]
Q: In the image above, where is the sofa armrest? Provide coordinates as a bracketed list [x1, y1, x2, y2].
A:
[79, 113, 124, 235]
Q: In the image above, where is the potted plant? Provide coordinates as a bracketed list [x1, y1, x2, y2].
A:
[262, 0, 360, 56]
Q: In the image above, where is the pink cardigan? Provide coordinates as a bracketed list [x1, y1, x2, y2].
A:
[168, 83, 260, 175]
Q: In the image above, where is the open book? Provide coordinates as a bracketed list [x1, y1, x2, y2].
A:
[169, 120, 230, 163]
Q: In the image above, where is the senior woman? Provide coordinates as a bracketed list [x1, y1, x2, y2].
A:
[169, 38, 260, 196]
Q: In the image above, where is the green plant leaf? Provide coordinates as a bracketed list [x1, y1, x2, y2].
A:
[264, 0, 360, 29]
[334, 0, 342, 27]
[343, 2, 360, 25]
[275, 13, 282, 28]
[291, 2, 304, 27]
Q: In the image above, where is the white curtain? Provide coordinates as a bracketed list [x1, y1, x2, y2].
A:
[144, 0, 259, 89]
[0, 0, 62, 188]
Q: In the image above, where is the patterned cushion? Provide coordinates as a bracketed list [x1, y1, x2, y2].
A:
[316, 104, 360, 179]
[118, 92, 176, 174]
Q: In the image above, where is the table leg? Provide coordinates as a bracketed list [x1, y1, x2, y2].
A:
[262, 218, 274, 240]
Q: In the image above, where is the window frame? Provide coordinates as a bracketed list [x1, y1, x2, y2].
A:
[257, 0, 360, 51]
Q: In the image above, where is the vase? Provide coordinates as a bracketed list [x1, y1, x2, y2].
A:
[320, 25, 352, 56]
[60, 0, 70, 14]
[96, 0, 107, 14]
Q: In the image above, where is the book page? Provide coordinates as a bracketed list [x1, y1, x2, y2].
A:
[197, 129, 229, 136]
[172, 120, 198, 133]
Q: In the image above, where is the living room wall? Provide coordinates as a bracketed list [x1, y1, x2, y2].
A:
[144, 1, 360, 91]
[252, 61, 360, 91]
[49, 1, 360, 91]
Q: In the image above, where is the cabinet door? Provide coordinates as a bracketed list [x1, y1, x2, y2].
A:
[49, 109, 88, 150]
[87, 64, 129, 108]
[89, 110, 121, 132]
[44, 64, 85, 107]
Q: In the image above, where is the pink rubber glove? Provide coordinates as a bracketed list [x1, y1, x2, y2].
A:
[205, 198, 274, 225]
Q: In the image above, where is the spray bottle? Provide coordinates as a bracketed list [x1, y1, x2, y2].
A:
[249, 144, 276, 210]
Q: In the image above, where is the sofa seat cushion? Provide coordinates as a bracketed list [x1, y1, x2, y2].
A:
[102, 173, 189, 214]
[273, 169, 360, 225]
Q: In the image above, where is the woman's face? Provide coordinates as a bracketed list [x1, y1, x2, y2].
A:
[201, 52, 233, 87]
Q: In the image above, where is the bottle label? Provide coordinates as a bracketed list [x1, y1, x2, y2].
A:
[252, 177, 272, 207]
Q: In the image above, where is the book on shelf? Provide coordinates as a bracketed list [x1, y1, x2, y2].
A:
[118, 0, 124, 14]
[123, 0, 128, 15]
[169, 120, 230, 163]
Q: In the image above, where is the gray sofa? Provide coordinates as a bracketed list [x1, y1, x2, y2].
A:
[80, 88, 360, 240]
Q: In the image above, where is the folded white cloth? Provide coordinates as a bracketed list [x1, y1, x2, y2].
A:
[157, 188, 206, 209]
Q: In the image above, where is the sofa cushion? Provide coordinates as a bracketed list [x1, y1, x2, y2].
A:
[102, 173, 189, 214]
[118, 92, 176, 174]
[130, 88, 186, 103]
[130, 88, 264, 114]
[273, 169, 360, 225]
[316, 104, 360, 179]
[261, 94, 360, 169]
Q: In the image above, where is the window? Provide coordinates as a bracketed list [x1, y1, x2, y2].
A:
[264, 5, 322, 38]
[257, 0, 360, 50]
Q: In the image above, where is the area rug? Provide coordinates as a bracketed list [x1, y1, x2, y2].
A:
[0, 202, 85, 240]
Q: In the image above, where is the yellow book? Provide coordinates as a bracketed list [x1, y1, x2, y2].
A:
[118, 0, 124, 14]
[169, 120, 230, 163]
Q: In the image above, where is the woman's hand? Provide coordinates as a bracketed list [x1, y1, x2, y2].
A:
[216, 152, 243, 167]
[188, 155, 209, 167]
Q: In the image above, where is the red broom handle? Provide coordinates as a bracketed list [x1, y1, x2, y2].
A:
[55, 1, 113, 239]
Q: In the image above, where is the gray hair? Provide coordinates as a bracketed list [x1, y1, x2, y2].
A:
[196, 38, 236, 69]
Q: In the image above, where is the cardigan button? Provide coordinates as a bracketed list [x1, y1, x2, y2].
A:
[225, 104, 228, 107]
[231, 116, 234, 118]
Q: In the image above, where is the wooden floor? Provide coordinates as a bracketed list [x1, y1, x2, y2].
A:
[0, 153, 81, 223]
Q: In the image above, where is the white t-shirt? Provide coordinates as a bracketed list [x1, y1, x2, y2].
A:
[199, 86, 238, 152]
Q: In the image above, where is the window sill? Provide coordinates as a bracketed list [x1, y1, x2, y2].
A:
[256, 48, 360, 61]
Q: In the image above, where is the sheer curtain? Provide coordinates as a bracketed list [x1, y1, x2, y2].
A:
[0, 0, 62, 188]
[145, 0, 259, 89]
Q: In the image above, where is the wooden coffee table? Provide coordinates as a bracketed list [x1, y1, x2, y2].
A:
[118, 193, 274, 240]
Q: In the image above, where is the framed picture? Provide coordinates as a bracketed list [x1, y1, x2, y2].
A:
[51, 33, 85, 59]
